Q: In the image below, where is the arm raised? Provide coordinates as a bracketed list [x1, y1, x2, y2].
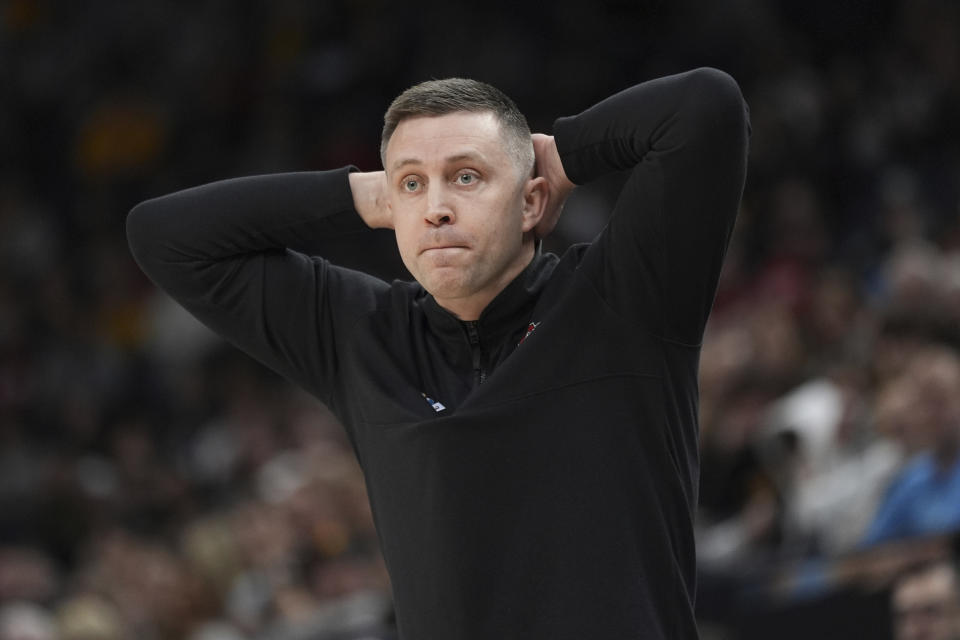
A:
[126, 168, 386, 403]
[553, 68, 750, 343]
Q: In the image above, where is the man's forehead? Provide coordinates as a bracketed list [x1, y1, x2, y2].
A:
[385, 112, 508, 169]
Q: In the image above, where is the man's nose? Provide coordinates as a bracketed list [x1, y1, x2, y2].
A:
[424, 185, 455, 226]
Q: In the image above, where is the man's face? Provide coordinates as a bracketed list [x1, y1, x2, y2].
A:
[384, 111, 536, 319]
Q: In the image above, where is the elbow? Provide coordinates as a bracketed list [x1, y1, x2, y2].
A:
[687, 68, 744, 106]
[688, 67, 743, 99]
[684, 67, 751, 143]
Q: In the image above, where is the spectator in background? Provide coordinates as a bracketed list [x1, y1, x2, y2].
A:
[892, 560, 960, 640]
[761, 376, 903, 556]
[864, 347, 960, 546]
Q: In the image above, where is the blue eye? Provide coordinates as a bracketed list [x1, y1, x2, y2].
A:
[457, 173, 475, 185]
[404, 179, 420, 192]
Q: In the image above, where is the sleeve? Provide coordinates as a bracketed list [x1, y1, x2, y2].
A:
[553, 67, 750, 344]
[125, 168, 385, 404]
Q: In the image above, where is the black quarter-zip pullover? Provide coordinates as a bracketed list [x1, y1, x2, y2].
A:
[127, 68, 750, 639]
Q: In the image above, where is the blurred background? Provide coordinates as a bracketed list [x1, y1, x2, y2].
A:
[3, 0, 960, 638]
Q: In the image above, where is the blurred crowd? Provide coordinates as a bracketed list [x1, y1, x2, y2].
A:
[2, 0, 960, 638]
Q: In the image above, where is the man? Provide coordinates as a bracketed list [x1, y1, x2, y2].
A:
[892, 561, 960, 640]
[127, 68, 749, 639]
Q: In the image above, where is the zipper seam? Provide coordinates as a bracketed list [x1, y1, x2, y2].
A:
[464, 321, 486, 385]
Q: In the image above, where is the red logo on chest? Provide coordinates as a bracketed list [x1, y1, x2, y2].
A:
[518, 321, 540, 345]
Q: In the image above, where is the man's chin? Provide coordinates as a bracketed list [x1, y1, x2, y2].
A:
[420, 279, 467, 300]
[419, 268, 480, 299]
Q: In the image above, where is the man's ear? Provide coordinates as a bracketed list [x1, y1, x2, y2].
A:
[520, 176, 549, 233]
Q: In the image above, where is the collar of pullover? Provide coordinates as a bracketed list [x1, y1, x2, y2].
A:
[421, 250, 558, 348]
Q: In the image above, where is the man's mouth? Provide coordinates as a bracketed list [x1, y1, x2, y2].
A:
[420, 245, 468, 255]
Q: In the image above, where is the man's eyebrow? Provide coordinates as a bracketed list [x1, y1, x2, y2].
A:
[444, 152, 488, 165]
[391, 151, 489, 172]
[391, 157, 423, 172]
